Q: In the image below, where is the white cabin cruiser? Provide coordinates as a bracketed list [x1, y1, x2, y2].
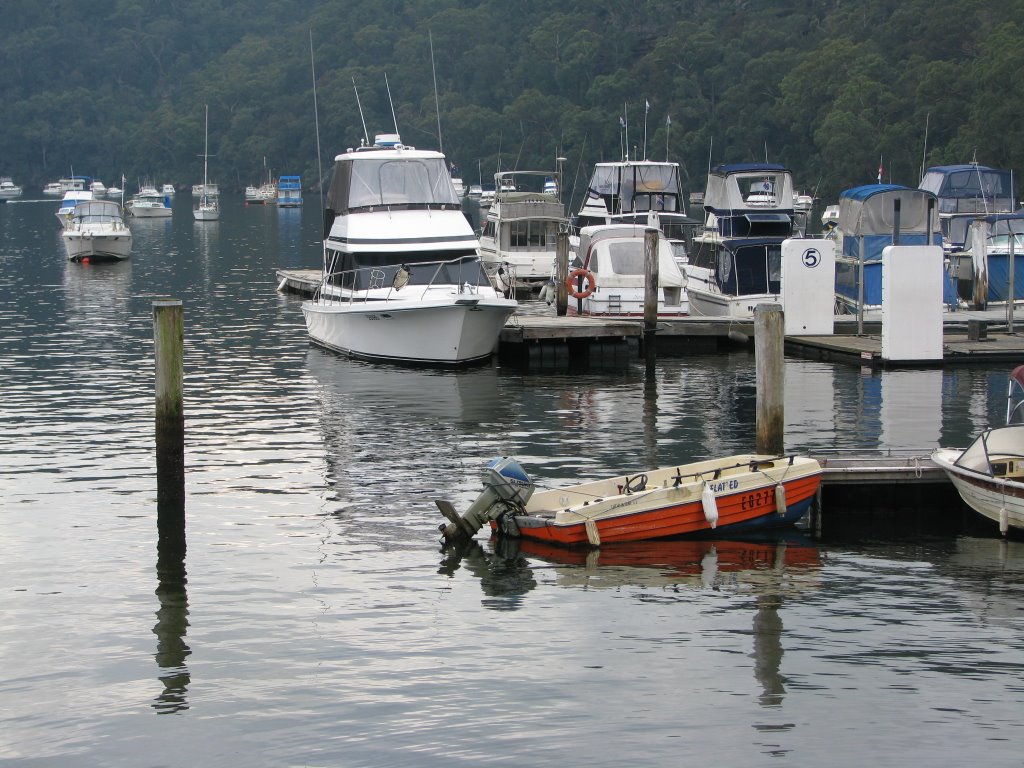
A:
[301, 133, 517, 367]
[127, 187, 173, 218]
[61, 199, 132, 261]
[478, 169, 567, 294]
[565, 224, 688, 316]
[576, 159, 699, 266]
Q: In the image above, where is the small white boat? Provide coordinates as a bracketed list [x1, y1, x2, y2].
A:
[193, 105, 220, 222]
[106, 186, 124, 198]
[437, 454, 824, 547]
[301, 132, 517, 366]
[932, 366, 1024, 535]
[161, 183, 176, 197]
[90, 180, 107, 197]
[466, 184, 482, 199]
[55, 190, 94, 226]
[192, 183, 219, 197]
[127, 188, 173, 218]
[0, 178, 23, 199]
[61, 199, 132, 262]
[565, 224, 688, 316]
[43, 181, 64, 196]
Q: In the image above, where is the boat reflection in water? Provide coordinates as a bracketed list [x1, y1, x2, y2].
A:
[441, 533, 821, 704]
[441, 533, 821, 601]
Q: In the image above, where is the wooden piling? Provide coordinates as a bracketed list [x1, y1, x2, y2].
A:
[643, 228, 659, 369]
[154, 299, 185, 553]
[755, 303, 784, 456]
[556, 230, 569, 317]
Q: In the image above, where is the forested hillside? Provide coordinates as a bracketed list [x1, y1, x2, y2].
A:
[3, 0, 1023, 209]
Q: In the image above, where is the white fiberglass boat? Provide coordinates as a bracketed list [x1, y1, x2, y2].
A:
[478, 169, 567, 294]
[61, 199, 132, 261]
[127, 187, 173, 218]
[0, 178, 23, 199]
[932, 365, 1024, 535]
[301, 133, 517, 367]
[565, 224, 688, 316]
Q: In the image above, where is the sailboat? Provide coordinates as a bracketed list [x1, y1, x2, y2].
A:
[193, 105, 219, 222]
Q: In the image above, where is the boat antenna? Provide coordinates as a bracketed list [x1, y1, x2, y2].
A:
[665, 113, 671, 162]
[919, 112, 930, 183]
[568, 132, 589, 218]
[352, 77, 369, 147]
[707, 136, 713, 175]
[384, 72, 399, 135]
[643, 99, 649, 161]
[429, 29, 443, 154]
[618, 102, 626, 161]
[310, 29, 327, 273]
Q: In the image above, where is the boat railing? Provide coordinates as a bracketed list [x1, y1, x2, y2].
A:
[313, 256, 493, 304]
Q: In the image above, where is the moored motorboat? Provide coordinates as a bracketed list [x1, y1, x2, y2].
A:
[932, 365, 1024, 535]
[564, 223, 688, 316]
[61, 199, 132, 262]
[300, 132, 517, 367]
[437, 453, 824, 547]
[127, 187, 173, 218]
[478, 169, 567, 295]
[0, 177, 23, 199]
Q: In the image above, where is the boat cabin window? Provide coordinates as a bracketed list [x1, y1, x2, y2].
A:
[510, 219, 557, 248]
[594, 240, 646, 275]
[346, 158, 459, 209]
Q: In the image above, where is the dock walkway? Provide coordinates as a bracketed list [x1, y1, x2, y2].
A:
[275, 268, 1024, 367]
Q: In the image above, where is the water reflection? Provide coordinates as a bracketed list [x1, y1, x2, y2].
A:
[442, 533, 820, 705]
[152, 549, 190, 713]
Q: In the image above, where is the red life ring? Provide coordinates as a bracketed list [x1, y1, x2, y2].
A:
[566, 268, 597, 299]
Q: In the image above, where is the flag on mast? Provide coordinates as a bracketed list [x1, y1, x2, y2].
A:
[877, 157, 884, 183]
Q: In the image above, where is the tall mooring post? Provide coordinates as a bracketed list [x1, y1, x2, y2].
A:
[153, 299, 185, 554]
[555, 230, 569, 316]
[755, 303, 784, 456]
[643, 227, 659, 370]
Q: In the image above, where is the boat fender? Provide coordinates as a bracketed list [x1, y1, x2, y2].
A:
[585, 519, 601, 546]
[701, 484, 719, 529]
[999, 506, 1009, 535]
[775, 483, 787, 516]
[541, 279, 556, 305]
[567, 268, 597, 299]
[493, 265, 511, 295]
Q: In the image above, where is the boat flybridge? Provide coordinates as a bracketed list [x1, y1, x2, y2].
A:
[576, 159, 699, 264]
[301, 133, 517, 367]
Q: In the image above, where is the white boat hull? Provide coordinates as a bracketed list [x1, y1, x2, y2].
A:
[129, 205, 172, 218]
[62, 231, 132, 261]
[302, 295, 516, 366]
[932, 447, 1024, 532]
[193, 206, 219, 221]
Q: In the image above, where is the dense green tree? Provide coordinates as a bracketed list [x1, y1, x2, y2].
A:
[1, 0, 1021, 210]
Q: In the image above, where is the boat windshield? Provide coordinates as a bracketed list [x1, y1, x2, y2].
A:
[954, 426, 1024, 473]
[347, 158, 459, 208]
[589, 164, 682, 214]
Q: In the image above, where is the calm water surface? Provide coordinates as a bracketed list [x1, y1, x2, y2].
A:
[1, 196, 1023, 766]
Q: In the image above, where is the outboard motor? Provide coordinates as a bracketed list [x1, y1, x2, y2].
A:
[436, 457, 535, 544]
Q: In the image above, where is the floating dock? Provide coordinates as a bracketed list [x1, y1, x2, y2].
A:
[275, 268, 1024, 368]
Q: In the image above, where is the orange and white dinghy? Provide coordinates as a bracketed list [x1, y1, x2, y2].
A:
[437, 454, 823, 548]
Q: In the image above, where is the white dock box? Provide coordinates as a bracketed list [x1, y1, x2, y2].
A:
[881, 245, 944, 361]
[781, 238, 835, 336]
